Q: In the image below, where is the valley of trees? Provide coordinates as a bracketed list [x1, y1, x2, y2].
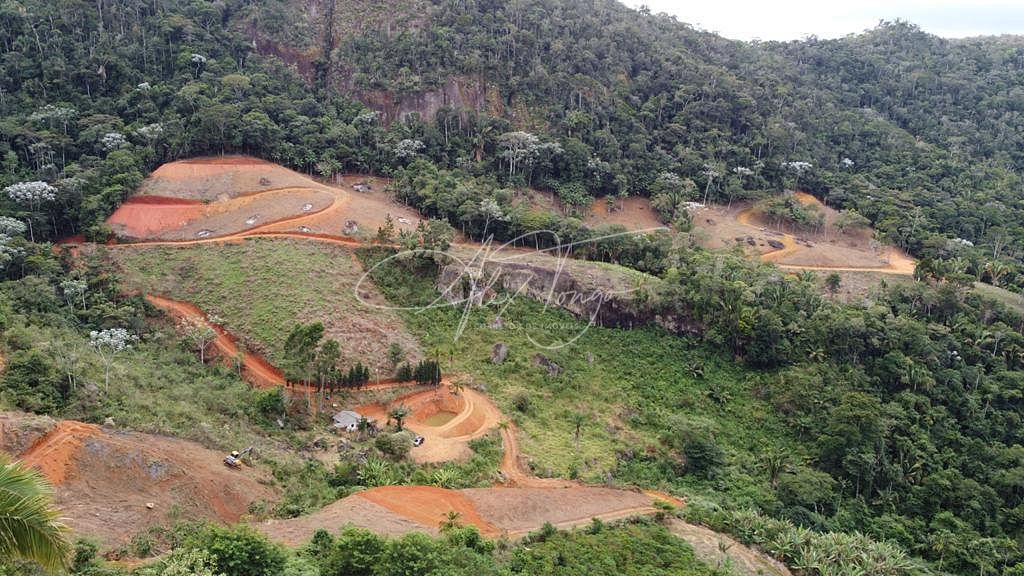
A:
[2, 0, 1024, 575]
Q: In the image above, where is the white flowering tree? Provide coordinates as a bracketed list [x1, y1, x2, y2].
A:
[478, 197, 508, 224]
[0, 216, 26, 269]
[59, 279, 88, 311]
[498, 131, 541, 178]
[190, 53, 207, 78]
[89, 328, 137, 391]
[100, 131, 127, 151]
[497, 131, 561, 183]
[4, 181, 57, 241]
[781, 161, 813, 189]
[700, 163, 724, 205]
[394, 139, 425, 161]
[28, 104, 76, 134]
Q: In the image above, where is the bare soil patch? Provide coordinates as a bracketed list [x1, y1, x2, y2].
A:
[108, 157, 424, 244]
[258, 485, 665, 543]
[585, 196, 665, 231]
[358, 486, 498, 534]
[463, 486, 656, 536]
[107, 199, 208, 239]
[137, 156, 316, 201]
[257, 496, 435, 546]
[0, 412, 276, 550]
[667, 519, 792, 576]
[692, 191, 914, 275]
[274, 175, 424, 239]
[356, 386, 501, 463]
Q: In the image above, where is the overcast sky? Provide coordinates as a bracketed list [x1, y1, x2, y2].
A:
[625, 1, 1024, 41]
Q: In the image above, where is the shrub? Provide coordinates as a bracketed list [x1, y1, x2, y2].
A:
[2, 348, 65, 412]
[375, 432, 413, 459]
[323, 528, 385, 576]
[511, 391, 531, 413]
[190, 525, 286, 576]
[253, 386, 286, 421]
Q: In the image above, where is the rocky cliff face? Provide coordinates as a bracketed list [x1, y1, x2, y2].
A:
[434, 259, 700, 336]
[246, 0, 493, 124]
[356, 76, 494, 124]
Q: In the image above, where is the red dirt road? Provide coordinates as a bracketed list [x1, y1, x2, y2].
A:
[144, 294, 285, 388]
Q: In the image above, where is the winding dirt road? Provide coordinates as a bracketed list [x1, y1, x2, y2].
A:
[144, 295, 286, 388]
[735, 195, 915, 275]
[48, 158, 795, 573]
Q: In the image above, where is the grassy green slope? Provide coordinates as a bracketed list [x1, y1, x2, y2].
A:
[363, 249, 802, 507]
[111, 239, 421, 368]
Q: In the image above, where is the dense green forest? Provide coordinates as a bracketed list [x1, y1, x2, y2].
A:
[3, 0, 1024, 285]
[3, 0, 1024, 575]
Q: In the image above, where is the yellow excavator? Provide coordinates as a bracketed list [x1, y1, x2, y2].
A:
[223, 446, 253, 469]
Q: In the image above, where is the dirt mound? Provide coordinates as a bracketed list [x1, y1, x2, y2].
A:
[464, 486, 657, 536]
[695, 192, 915, 276]
[137, 156, 315, 202]
[585, 196, 665, 231]
[0, 413, 276, 549]
[20, 421, 101, 485]
[356, 386, 502, 463]
[108, 157, 423, 242]
[258, 496, 434, 546]
[259, 485, 665, 543]
[359, 486, 497, 534]
[668, 519, 792, 576]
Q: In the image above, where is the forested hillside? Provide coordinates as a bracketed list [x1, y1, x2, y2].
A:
[4, 1, 1024, 575]
[3, 1, 1024, 286]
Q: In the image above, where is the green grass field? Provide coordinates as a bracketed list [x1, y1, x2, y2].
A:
[110, 239, 421, 369]
[361, 249, 804, 508]
[973, 281, 1024, 315]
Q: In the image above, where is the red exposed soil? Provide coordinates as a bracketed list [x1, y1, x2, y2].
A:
[58, 156, 783, 568]
[106, 157, 422, 243]
[144, 295, 285, 389]
[0, 413, 276, 550]
[585, 196, 665, 231]
[19, 421, 100, 485]
[121, 195, 206, 205]
[358, 486, 498, 535]
[259, 484, 671, 544]
[258, 496, 434, 546]
[107, 199, 209, 239]
[356, 386, 502, 463]
[699, 191, 916, 275]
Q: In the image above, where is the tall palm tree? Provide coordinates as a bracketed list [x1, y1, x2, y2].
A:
[0, 456, 71, 572]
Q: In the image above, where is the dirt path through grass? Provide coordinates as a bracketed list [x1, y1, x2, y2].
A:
[735, 200, 914, 275]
